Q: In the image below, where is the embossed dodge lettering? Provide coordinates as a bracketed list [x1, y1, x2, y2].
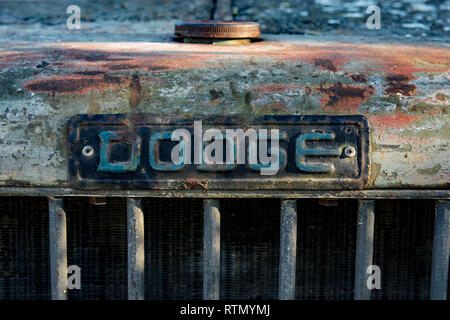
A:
[68, 114, 370, 190]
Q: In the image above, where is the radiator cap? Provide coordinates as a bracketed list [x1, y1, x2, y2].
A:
[174, 21, 261, 39]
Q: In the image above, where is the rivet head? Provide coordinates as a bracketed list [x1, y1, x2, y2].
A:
[82, 145, 94, 158]
[344, 146, 356, 158]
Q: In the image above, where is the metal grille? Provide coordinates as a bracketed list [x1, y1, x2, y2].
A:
[0, 196, 448, 300]
[220, 199, 280, 300]
[296, 199, 358, 300]
[0, 197, 50, 300]
[65, 198, 128, 300]
[143, 198, 203, 300]
[372, 200, 435, 300]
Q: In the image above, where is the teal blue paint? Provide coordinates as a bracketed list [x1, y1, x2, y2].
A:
[97, 131, 140, 173]
[149, 131, 186, 171]
[248, 132, 286, 172]
[248, 147, 286, 171]
[197, 135, 237, 172]
[296, 132, 341, 172]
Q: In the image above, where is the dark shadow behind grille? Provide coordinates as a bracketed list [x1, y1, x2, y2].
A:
[220, 199, 281, 300]
[0, 197, 443, 300]
[143, 198, 203, 300]
[372, 199, 435, 300]
[0, 197, 50, 300]
[65, 198, 127, 300]
[295, 199, 358, 300]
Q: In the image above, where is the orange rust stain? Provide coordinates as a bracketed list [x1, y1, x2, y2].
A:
[385, 74, 416, 96]
[422, 108, 441, 114]
[23, 74, 129, 94]
[6, 42, 449, 96]
[372, 46, 449, 78]
[369, 114, 421, 129]
[0, 51, 49, 69]
[316, 83, 374, 112]
[50, 49, 211, 73]
[253, 83, 302, 93]
[19, 49, 215, 94]
[254, 42, 448, 77]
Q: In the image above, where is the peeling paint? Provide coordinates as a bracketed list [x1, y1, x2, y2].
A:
[316, 83, 374, 112]
[23, 74, 128, 94]
[418, 164, 442, 175]
[0, 38, 448, 189]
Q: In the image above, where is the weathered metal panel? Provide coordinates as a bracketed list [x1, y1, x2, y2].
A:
[0, 39, 448, 189]
[67, 114, 370, 190]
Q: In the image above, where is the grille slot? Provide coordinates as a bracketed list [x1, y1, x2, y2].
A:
[143, 198, 203, 300]
[220, 199, 280, 300]
[372, 199, 435, 300]
[0, 197, 50, 300]
[65, 197, 127, 300]
[296, 199, 358, 300]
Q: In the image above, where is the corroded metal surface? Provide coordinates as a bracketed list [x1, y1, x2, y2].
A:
[175, 21, 261, 39]
[0, 37, 448, 189]
[67, 114, 369, 190]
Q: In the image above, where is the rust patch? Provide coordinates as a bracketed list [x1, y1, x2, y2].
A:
[74, 71, 106, 76]
[385, 74, 416, 96]
[369, 114, 421, 129]
[316, 83, 374, 112]
[52, 49, 124, 62]
[53, 49, 211, 73]
[350, 74, 367, 83]
[422, 108, 441, 114]
[184, 178, 208, 190]
[314, 58, 337, 72]
[386, 74, 409, 82]
[128, 74, 141, 109]
[23, 74, 129, 94]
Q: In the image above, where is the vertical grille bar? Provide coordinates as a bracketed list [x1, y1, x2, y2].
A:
[430, 200, 449, 300]
[203, 199, 221, 300]
[127, 198, 145, 300]
[48, 197, 68, 300]
[354, 200, 375, 300]
[279, 199, 297, 300]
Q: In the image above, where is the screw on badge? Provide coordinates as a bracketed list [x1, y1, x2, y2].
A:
[82, 145, 94, 158]
[344, 146, 356, 158]
[174, 21, 261, 44]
